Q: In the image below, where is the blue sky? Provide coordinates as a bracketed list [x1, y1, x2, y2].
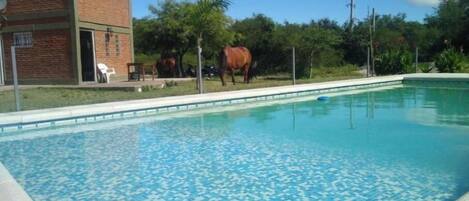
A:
[132, 0, 439, 24]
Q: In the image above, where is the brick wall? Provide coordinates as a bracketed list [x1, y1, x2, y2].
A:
[94, 31, 131, 75]
[3, 30, 75, 84]
[77, 0, 130, 28]
[7, 17, 70, 26]
[5, 0, 69, 15]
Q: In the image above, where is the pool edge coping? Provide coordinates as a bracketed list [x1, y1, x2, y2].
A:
[0, 162, 33, 201]
[0, 75, 404, 130]
[1, 73, 469, 131]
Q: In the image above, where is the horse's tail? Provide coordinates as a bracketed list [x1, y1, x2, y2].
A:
[218, 49, 228, 86]
[218, 49, 227, 73]
[248, 61, 258, 81]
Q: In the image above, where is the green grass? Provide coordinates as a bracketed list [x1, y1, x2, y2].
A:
[0, 74, 363, 113]
[309, 65, 362, 79]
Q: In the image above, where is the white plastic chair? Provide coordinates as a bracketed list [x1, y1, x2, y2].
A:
[97, 63, 116, 83]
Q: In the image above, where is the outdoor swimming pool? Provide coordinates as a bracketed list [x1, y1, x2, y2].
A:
[0, 82, 468, 200]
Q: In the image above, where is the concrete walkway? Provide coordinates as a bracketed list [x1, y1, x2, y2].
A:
[0, 163, 33, 201]
[0, 77, 194, 92]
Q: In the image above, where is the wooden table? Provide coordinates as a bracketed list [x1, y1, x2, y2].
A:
[127, 63, 158, 81]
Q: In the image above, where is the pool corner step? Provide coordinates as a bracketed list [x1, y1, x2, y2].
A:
[458, 192, 469, 201]
[0, 163, 33, 201]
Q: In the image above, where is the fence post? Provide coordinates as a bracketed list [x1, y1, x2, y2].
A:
[367, 46, 370, 77]
[292, 47, 296, 85]
[197, 46, 203, 94]
[415, 47, 419, 73]
[11, 46, 21, 111]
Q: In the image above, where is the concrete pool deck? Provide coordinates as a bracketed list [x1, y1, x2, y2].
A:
[0, 163, 33, 201]
[1, 73, 469, 129]
[459, 193, 469, 201]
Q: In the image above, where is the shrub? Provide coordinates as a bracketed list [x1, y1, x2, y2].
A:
[434, 49, 465, 73]
[462, 57, 469, 73]
[418, 62, 434, 73]
[375, 50, 413, 75]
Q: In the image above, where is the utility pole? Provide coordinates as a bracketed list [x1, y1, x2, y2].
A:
[347, 0, 355, 32]
[369, 8, 376, 76]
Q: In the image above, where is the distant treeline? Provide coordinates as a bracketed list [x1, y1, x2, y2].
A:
[133, 0, 469, 77]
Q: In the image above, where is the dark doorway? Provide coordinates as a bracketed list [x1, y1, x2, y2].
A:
[80, 30, 96, 82]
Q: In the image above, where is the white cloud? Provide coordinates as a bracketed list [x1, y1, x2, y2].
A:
[407, 0, 440, 6]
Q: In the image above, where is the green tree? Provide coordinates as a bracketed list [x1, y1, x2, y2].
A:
[231, 14, 281, 74]
[426, 0, 467, 53]
[144, 0, 234, 77]
[187, 0, 235, 59]
[149, 0, 194, 77]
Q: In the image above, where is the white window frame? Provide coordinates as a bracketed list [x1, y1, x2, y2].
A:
[13, 32, 33, 48]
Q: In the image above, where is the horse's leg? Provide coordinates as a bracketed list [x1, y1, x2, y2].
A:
[219, 69, 226, 86]
[244, 65, 250, 84]
[231, 70, 236, 85]
[171, 67, 176, 78]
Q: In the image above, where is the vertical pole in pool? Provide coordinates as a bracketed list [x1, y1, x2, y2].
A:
[197, 46, 203, 94]
[292, 47, 296, 85]
[11, 46, 21, 111]
[415, 47, 419, 73]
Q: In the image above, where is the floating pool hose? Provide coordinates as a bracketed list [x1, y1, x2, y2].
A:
[317, 96, 330, 101]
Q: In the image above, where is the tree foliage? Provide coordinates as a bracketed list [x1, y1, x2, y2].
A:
[133, 0, 469, 76]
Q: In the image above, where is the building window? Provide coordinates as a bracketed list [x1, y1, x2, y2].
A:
[105, 32, 111, 56]
[105, 40, 110, 56]
[13, 32, 33, 48]
[115, 34, 120, 56]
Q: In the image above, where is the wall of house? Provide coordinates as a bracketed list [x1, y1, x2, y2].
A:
[1, 0, 134, 84]
[5, 0, 69, 14]
[77, 0, 130, 28]
[2, 0, 75, 84]
[93, 31, 132, 75]
[3, 30, 75, 84]
[77, 0, 133, 78]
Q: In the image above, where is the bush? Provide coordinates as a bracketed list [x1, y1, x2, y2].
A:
[418, 62, 434, 73]
[434, 49, 466, 73]
[375, 50, 413, 75]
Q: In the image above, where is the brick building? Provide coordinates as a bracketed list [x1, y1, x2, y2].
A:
[0, 0, 134, 85]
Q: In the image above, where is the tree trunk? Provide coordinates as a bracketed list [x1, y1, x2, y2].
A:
[178, 54, 185, 77]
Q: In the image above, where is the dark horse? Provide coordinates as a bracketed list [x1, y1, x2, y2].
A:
[156, 52, 177, 78]
[218, 46, 255, 86]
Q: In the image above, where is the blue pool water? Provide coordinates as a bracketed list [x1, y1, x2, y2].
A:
[1, 83, 469, 200]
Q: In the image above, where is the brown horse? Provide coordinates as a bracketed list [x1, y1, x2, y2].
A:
[156, 57, 177, 78]
[219, 46, 254, 86]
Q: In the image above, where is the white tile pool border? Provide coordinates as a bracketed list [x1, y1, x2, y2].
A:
[1, 73, 469, 134]
[0, 162, 33, 201]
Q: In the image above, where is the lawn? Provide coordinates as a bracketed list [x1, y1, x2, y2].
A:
[0, 74, 363, 113]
